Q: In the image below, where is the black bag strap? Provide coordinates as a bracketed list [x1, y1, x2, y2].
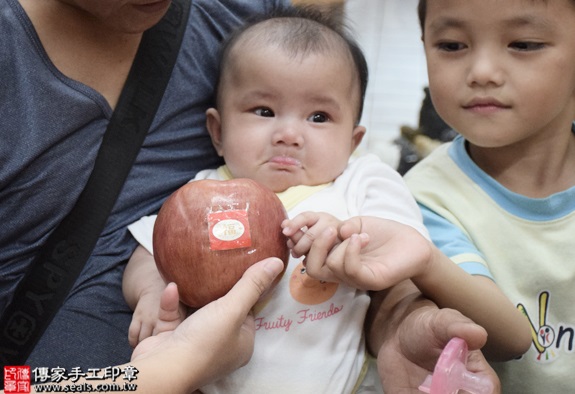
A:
[0, 0, 191, 368]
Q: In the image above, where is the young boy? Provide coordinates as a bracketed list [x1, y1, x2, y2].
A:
[124, 6, 528, 393]
[407, 0, 575, 392]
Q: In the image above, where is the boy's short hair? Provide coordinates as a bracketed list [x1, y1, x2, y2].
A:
[418, 0, 572, 33]
[417, 1, 426, 32]
[214, 5, 369, 123]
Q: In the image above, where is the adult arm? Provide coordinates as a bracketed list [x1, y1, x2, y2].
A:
[6, 258, 284, 394]
[365, 280, 501, 393]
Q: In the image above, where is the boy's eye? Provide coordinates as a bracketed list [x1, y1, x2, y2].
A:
[308, 113, 328, 123]
[437, 41, 466, 52]
[509, 41, 545, 51]
[255, 107, 274, 117]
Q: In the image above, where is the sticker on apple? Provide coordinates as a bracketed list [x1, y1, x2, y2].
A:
[208, 209, 252, 250]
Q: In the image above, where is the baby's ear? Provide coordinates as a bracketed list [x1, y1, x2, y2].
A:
[351, 124, 366, 151]
[206, 108, 224, 156]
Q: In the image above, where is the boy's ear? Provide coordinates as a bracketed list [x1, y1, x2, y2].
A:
[206, 108, 224, 156]
[351, 125, 366, 152]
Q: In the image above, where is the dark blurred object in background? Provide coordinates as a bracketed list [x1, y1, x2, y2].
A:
[396, 87, 457, 175]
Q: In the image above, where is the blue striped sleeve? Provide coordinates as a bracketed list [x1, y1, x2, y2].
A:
[420, 204, 494, 280]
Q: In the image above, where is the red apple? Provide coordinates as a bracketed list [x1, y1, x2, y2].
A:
[153, 178, 290, 308]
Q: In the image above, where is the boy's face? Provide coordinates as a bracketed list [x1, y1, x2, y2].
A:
[423, 0, 575, 149]
[206, 44, 365, 193]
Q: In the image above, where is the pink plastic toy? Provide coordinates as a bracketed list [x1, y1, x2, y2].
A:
[418, 337, 494, 394]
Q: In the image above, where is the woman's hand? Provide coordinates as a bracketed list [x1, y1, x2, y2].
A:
[131, 257, 285, 391]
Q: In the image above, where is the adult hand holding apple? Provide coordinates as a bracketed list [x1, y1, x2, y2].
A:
[153, 178, 290, 308]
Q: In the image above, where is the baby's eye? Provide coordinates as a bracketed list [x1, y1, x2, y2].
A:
[509, 41, 545, 51]
[255, 107, 275, 117]
[308, 112, 328, 123]
[437, 41, 466, 52]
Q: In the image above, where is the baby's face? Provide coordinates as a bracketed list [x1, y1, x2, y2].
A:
[206, 45, 365, 193]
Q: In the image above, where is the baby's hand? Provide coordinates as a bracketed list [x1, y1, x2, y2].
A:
[282, 212, 369, 284]
[281, 212, 342, 258]
[128, 282, 186, 347]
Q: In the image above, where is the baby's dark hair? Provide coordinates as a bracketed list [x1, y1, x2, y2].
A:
[214, 5, 369, 123]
